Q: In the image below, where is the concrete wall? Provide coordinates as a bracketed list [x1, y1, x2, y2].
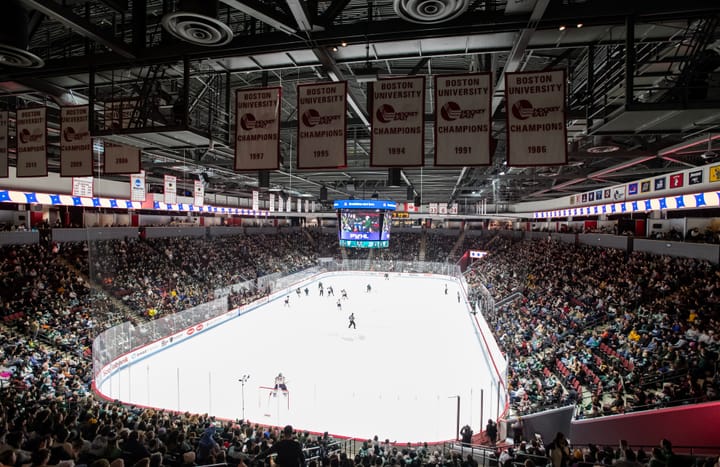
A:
[634, 238, 720, 263]
[577, 234, 631, 250]
[143, 226, 205, 238]
[53, 227, 138, 242]
[0, 231, 39, 245]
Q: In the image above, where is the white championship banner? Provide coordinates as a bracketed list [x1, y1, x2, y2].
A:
[235, 87, 281, 171]
[252, 190, 259, 211]
[278, 196, 284, 212]
[434, 73, 492, 166]
[104, 141, 141, 174]
[60, 106, 93, 176]
[0, 111, 7, 178]
[505, 70, 567, 166]
[297, 82, 347, 169]
[72, 177, 94, 197]
[130, 171, 146, 202]
[164, 175, 176, 204]
[16, 107, 48, 177]
[288, 196, 292, 212]
[269, 193, 275, 212]
[371, 76, 425, 167]
[194, 180, 204, 206]
[297, 198, 301, 213]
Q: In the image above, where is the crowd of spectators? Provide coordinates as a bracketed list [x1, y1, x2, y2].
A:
[1, 228, 719, 467]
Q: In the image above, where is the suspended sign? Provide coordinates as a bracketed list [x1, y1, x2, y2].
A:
[269, 193, 275, 212]
[297, 81, 347, 169]
[252, 190, 259, 211]
[104, 141, 141, 174]
[60, 105, 93, 177]
[72, 177, 94, 198]
[505, 70, 567, 166]
[235, 87, 281, 171]
[434, 73, 492, 166]
[164, 175, 176, 205]
[194, 180, 204, 206]
[16, 107, 48, 177]
[130, 171, 146, 202]
[0, 111, 7, 178]
[371, 76, 425, 167]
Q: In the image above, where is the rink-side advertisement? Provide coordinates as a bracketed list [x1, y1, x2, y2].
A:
[235, 87, 281, 171]
[297, 82, 347, 169]
[504, 69, 567, 166]
[371, 76, 425, 167]
[434, 73, 492, 166]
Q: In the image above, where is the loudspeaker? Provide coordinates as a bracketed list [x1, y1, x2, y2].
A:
[258, 171, 270, 188]
[388, 168, 402, 187]
[407, 186, 414, 200]
[320, 186, 328, 201]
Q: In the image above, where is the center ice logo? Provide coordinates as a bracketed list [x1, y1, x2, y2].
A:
[240, 113, 275, 131]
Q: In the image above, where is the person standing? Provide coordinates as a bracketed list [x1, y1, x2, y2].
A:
[348, 313, 356, 329]
[337, 299, 342, 311]
[284, 296, 290, 307]
[341, 289, 348, 300]
[366, 284, 372, 293]
[445, 284, 448, 295]
[253, 425, 305, 467]
[457, 291, 461, 303]
[486, 419, 498, 446]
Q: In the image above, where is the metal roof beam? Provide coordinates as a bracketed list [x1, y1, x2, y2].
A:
[219, 0, 298, 35]
[18, 0, 136, 59]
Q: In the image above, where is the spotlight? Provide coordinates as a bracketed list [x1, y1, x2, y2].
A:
[341, 41, 347, 47]
[576, 23, 583, 28]
[332, 46, 338, 52]
[559, 25, 566, 31]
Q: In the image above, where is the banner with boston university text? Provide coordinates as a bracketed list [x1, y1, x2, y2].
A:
[434, 73, 492, 166]
[61, 106, 93, 176]
[16, 107, 48, 177]
[371, 76, 425, 167]
[235, 87, 281, 171]
[297, 81, 347, 169]
[505, 70, 567, 166]
[0, 111, 7, 178]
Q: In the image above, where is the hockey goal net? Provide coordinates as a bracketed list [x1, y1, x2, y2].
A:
[258, 385, 290, 413]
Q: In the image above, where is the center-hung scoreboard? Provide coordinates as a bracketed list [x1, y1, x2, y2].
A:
[333, 199, 396, 249]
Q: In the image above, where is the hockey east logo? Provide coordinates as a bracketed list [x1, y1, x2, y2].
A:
[376, 104, 418, 123]
[511, 99, 560, 120]
[239, 113, 276, 131]
[440, 101, 485, 121]
[301, 109, 341, 127]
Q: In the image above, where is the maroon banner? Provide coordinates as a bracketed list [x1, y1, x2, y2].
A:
[235, 87, 281, 171]
[371, 76, 425, 167]
[61, 105, 93, 177]
[297, 82, 347, 169]
[16, 107, 48, 177]
[0, 111, 7, 178]
[434, 73, 492, 166]
[505, 69, 567, 166]
[104, 141, 141, 174]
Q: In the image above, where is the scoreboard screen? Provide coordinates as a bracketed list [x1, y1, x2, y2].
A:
[334, 199, 395, 249]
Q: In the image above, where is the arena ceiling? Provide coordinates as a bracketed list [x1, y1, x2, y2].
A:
[1, 0, 720, 210]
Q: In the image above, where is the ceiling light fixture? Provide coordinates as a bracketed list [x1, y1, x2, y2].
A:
[558, 25, 566, 31]
[341, 41, 347, 47]
[576, 23, 583, 28]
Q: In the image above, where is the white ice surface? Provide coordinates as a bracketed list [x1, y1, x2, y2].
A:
[97, 273, 501, 443]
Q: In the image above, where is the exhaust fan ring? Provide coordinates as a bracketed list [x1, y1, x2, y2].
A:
[393, 0, 469, 24]
[0, 44, 44, 68]
[162, 12, 233, 46]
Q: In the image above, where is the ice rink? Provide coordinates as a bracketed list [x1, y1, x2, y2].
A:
[96, 272, 501, 443]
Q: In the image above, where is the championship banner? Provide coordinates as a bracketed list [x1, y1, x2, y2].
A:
[439, 203, 448, 214]
[428, 203, 438, 214]
[269, 193, 275, 212]
[311, 201, 316, 212]
[72, 177, 93, 197]
[450, 203, 458, 214]
[297, 198, 301, 213]
[104, 141, 141, 174]
[505, 70, 567, 166]
[60, 106, 93, 177]
[434, 73, 492, 166]
[130, 171, 146, 202]
[0, 111, 7, 178]
[16, 107, 48, 177]
[371, 76, 425, 167]
[305, 200, 309, 212]
[278, 196, 284, 212]
[235, 87, 281, 171]
[252, 190, 259, 211]
[194, 180, 204, 206]
[164, 175, 176, 205]
[297, 82, 347, 169]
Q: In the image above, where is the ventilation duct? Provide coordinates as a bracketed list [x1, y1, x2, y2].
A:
[162, 0, 233, 47]
[0, 1, 44, 68]
[393, 0, 469, 24]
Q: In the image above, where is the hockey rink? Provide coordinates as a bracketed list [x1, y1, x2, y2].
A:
[95, 273, 501, 443]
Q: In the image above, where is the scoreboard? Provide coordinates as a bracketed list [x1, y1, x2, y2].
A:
[333, 199, 396, 249]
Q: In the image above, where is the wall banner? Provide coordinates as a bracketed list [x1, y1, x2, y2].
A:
[16, 107, 48, 177]
[269, 193, 275, 212]
[0, 111, 7, 178]
[60, 105, 93, 177]
[164, 175, 177, 205]
[505, 70, 567, 166]
[130, 171, 146, 202]
[235, 87, 281, 171]
[194, 180, 205, 206]
[72, 177, 94, 197]
[434, 73, 492, 166]
[252, 190, 259, 211]
[104, 141, 141, 174]
[297, 81, 347, 169]
[371, 76, 425, 167]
